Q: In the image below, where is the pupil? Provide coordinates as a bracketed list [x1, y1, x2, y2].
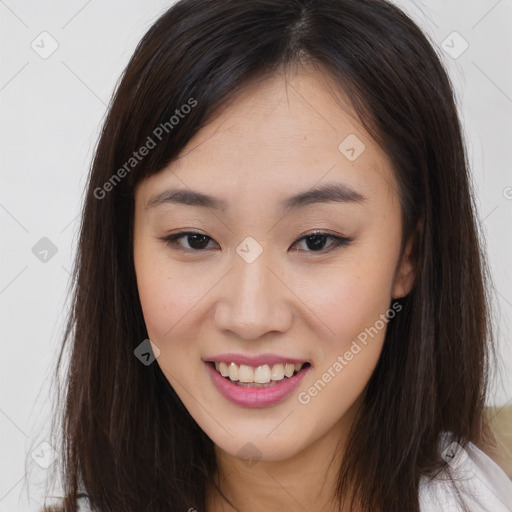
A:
[306, 235, 327, 251]
[189, 234, 209, 249]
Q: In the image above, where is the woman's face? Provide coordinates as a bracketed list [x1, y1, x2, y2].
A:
[133, 65, 416, 462]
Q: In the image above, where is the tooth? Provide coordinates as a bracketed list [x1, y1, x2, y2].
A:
[271, 363, 285, 381]
[228, 362, 239, 381]
[284, 363, 294, 378]
[221, 361, 301, 383]
[254, 364, 271, 383]
[219, 361, 229, 377]
[238, 364, 254, 383]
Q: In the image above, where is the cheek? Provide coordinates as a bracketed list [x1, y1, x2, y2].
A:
[295, 256, 396, 350]
[292, 263, 396, 430]
[135, 263, 208, 388]
[134, 243, 199, 342]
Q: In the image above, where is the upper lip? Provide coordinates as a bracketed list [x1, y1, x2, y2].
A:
[204, 353, 311, 367]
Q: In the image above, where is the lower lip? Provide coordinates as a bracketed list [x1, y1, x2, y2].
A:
[204, 362, 311, 408]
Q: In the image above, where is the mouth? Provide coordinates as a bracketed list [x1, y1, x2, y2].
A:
[206, 360, 312, 388]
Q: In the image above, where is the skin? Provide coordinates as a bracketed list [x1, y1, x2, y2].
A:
[133, 63, 418, 511]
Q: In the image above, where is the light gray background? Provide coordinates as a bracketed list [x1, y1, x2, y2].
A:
[1, 1, 511, 510]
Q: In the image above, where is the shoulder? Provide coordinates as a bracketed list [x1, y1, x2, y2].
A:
[419, 433, 512, 512]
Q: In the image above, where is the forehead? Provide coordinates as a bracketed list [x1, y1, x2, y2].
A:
[136, 65, 399, 211]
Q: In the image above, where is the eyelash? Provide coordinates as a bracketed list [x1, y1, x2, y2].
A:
[158, 230, 353, 254]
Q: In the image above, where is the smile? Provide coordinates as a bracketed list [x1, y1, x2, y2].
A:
[204, 357, 312, 408]
[211, 361, 308, 386]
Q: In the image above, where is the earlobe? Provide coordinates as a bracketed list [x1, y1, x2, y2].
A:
[392, 258, 415, 299]
[392, 219, 423, 299]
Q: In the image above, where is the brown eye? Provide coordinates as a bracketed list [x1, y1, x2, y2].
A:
[291, 232, 353, 253]
[160, 232, 219, 251]
[159, 231, 352, 254]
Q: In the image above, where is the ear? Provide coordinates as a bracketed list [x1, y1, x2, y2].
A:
[392, 218, 423, 299]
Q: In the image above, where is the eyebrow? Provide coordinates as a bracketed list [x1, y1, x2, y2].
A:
[146, 182, 366, 211]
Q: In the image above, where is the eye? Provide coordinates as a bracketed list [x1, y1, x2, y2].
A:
[158, 230, 353, 253]
[291, 231, 353, 253]
[160, 232, 219, 252]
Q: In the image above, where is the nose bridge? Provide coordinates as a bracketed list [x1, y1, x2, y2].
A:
[232, 245, 275, 318]
[215, 242, 289, 339]
[235, 247, 272, 302]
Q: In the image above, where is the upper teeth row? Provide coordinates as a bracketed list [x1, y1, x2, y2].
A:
[214, 362, 304, 384]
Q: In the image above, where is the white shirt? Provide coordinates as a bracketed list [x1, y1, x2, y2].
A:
[419, 435, 512, 511]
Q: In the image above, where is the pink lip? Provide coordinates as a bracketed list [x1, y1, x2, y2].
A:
[205, 353, 310, 367]
[204, 361, 311, 408]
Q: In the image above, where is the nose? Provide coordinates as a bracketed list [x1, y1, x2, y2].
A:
[214, 246, 293, 340]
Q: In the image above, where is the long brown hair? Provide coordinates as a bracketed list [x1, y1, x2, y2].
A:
[39, 0, 496, 510]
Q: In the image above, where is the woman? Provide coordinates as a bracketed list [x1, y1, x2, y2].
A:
[41, 0, 512, 510]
